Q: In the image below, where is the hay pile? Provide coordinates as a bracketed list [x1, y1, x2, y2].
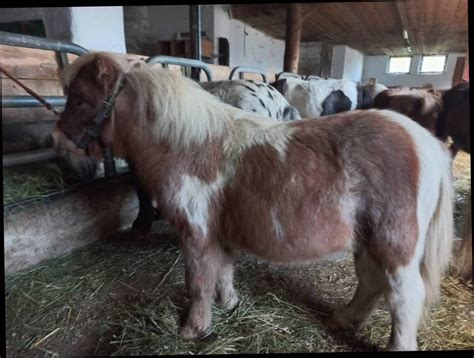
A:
[5, 154, 472, 355]
[3, 162, 65, 206]
[3, 159, 131, 207]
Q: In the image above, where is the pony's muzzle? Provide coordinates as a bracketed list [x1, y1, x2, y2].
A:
[51, 127, 86, 157]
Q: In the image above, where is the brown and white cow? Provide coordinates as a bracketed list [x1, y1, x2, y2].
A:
[51, 52, 454, 351]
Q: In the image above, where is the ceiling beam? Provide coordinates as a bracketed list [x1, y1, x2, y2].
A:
[231, 4, 286, 19]
[395, 1, 412, 53]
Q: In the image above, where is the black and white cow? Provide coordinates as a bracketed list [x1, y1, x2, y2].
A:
[271, 77, 387, 118]
[201, 80, 301, 121]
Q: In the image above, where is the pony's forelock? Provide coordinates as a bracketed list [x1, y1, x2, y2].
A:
[61, 52, 142, 90]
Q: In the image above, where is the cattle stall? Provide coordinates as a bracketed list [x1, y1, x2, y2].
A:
[3, 2, 472, 355]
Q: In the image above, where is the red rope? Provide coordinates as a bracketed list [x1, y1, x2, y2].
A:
[1, 66, 61, 116]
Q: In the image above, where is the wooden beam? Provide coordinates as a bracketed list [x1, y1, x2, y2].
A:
[396, 1, 412, 52]
[283, 3, 302, 73]
[231, 4, 286, 20]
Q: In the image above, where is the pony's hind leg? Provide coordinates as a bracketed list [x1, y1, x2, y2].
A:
[385, 260, 425, 351]
[331, 248, 386, 331]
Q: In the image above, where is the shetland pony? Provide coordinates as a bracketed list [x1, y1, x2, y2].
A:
[437, 82, 470, 280]
[436, 81, 470, 157]
[373, 88, 443, 136]
[51, 53, 454, 351]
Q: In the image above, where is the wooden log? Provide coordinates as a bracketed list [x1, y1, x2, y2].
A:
[283, 3, 302, 73]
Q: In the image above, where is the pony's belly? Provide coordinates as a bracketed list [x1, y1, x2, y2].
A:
[222, 213, 354, 263]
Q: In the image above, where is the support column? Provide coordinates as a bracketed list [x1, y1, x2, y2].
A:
[283, 3, 302, 73]
[189, 5, 202, 81]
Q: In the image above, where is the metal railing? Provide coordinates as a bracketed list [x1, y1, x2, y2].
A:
[228, 66, 267, 82]
[2, 96, 67, 108]
[275, 72, 303, 81]
[146, 55, 213, 81]
[305, 75, 322, 81]
[1, 31, 88, 168]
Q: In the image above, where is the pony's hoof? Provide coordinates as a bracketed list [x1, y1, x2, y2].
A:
[131, 217, 152, 235]
[324, 316, 346, 332]
[219, 294, 239, 311]
[180, 324, 214, 340]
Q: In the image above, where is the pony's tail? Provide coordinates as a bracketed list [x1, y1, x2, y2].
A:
[420, 148, 454, 310]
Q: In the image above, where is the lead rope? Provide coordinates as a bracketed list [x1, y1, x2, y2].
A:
[1, 66, 61, 116]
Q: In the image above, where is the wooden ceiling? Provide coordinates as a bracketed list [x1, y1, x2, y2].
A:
[230, 1, 468, 56]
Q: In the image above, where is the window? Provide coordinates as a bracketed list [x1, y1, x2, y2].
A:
[387, 57, 412, 74]
[419, 55, 447, 73]
[0, 20, 46, 37]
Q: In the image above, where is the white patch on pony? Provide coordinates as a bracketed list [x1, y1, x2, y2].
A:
[339, 195, 358, 235]
[386, 259, 425, 351]
[290, 174, 297, 185]
[270, 208, 285, 241]
[176, 174, 224, 238]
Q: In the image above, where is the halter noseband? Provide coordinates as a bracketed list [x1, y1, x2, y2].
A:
[73, 73, 126, 177]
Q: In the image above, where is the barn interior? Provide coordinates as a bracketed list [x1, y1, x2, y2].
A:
[2, 2, 471, 355]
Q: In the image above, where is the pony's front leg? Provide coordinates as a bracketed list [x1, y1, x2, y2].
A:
[215, 248, 239, 310]
[180, 236, 221, 340]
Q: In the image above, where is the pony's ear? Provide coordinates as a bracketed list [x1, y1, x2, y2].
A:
[94, 54, 114, 84]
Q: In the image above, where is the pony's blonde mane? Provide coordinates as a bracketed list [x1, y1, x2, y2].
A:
[125, 66, 235, 149]
[61, 52, 239, 149]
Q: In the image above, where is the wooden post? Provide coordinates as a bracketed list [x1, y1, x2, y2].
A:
[319, 41, 332, 78]
[283, 4, 302, 73]
[189, 5, 201, 81]
[462, 46, 469, 81]
[457, 189, 472, 282]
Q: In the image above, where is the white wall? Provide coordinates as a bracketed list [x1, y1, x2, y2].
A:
[343, 46, 364, 82]
[330, 45, 346, 79]
[362, 53, 465, 89]
[0, 7, 127, 52]
[330, 45, 364, 82]
[213, 5, 285, 73]
[70, 7, 126, 53]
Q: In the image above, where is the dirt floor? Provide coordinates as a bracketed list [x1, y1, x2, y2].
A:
[5, 152, 472, 355]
